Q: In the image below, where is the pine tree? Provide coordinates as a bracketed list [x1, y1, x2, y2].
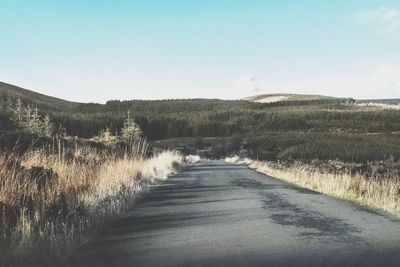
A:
[42, 115, 54, 137]
[31, 107, 42, 134]
[11, 99, 55, 137]
[121, 110, 142, 145]
[96, 127, 118, 146]
[23, 104, 34, 133]
[57, 123, 67, 138]
[13, 98, 23, 122]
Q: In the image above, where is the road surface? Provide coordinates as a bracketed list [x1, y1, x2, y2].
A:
[69, 160, 400, 267]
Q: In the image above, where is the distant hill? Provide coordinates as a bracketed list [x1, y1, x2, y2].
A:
[243, 93, 334, 103]
[0, 81, 79, 111]
[244, 93, 400, 105]
[358, 99, 400, 105]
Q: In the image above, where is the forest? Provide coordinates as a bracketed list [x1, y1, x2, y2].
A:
[1, 81, 400, 163]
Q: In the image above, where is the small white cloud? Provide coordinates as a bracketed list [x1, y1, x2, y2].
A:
[233, 74, 259, 94]
[353, 6, 400, 34]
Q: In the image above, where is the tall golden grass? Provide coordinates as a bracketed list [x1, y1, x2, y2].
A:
[0, 140, 184, 263]
[226, 156, 400, 216]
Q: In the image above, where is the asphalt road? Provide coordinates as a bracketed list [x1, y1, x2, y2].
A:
[69, 160, 400, 267]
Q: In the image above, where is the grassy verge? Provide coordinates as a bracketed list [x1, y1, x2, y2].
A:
[0, 141, 195, 266]
[226, 156, 400, 216]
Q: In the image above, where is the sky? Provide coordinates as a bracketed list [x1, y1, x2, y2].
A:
[1, 0, 400, 103]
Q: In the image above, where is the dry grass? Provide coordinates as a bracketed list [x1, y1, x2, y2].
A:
[226, 156, 400, 216]
[0, 141, 183, 263]
[184, 155, 201, 165]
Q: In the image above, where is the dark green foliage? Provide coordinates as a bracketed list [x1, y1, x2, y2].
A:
[6, 92, 399, 140]
[0, 109, 13, 131]
[245, 132, 400, 163]
[2, 81, 400, 163]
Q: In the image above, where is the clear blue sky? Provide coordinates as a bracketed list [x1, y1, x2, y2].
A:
[1, 0, 399, 102]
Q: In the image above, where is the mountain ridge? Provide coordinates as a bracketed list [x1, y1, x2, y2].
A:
[1, 81, 400, 106]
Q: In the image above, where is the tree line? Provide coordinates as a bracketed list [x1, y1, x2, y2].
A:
[1, 90, 400, 142]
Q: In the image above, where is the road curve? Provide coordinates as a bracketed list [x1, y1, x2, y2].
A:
[68, 160, 400, 267]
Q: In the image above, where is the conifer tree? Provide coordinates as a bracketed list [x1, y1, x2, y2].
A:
[121, 110, 142, 145]
[42, 115, 54, 137]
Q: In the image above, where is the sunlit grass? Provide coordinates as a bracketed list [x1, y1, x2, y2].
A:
[226, 156, 400, 216]
[0, 141, 183, 261]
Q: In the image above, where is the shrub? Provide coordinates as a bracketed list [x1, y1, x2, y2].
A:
[0, 142, 183, 262]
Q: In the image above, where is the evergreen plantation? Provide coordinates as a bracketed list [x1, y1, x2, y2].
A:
[1, 81, 400, 163]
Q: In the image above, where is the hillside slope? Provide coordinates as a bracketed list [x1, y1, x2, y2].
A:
[0, 81, 79, 111]
[243, 93, 334, 103]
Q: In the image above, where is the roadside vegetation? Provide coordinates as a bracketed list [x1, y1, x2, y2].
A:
[226, 156, 400, 216]
[1, 144, 183, 264]
[0, 98, 197, 266]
